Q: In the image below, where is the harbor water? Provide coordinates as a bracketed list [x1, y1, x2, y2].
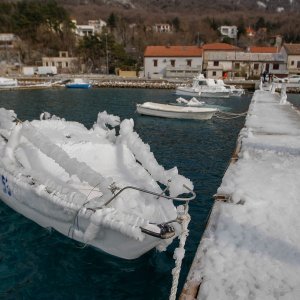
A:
[0, 88, 296, 299]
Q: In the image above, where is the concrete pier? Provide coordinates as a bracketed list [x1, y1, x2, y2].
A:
[181, 90, 300, 299]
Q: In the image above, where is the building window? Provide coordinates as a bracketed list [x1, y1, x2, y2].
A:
[170, 60, 175, 67]
[66, 62, 69, 67]
[46, 62, 49, 67]
[187, 59, 192, 67]
[153, 59, 158, 67]
[273, 63, 279, 70]
[213, 61, 219, 66]
[212, 71, 217, 76]
[254, 63, 259, 70]
[235, 63, 240, 69]
[291, 60, 294, 66]
[52, 62, 55, 66]
[297, 61, 300, 68]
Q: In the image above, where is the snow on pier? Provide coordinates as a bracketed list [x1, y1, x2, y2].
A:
[181, 90, 300, 299]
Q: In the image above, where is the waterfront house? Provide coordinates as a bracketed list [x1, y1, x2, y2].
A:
[246, 46, 287, 78]
[202, 43, 242, 79]
[144, 45, 203, 79]
[42, 51, 78, 73]
[280, 43, 300, 75]
[203, 44, 286, 79]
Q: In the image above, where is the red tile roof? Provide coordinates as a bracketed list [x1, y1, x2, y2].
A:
[249, 46, 278, 53]
[144, 46, 203, 57]
[202, 43, 241, 51]
[283, 43, 300, 55]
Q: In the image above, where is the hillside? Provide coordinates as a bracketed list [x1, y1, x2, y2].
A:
[59, 0, 300, 20]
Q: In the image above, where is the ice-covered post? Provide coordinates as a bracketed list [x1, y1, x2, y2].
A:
[259, 79, 263, 91]
[280, 83, 287, 105]
[271, 83, 277, 94]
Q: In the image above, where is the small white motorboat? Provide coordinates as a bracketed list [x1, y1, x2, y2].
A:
[136, 102, 218, 120]
[0, 77, 18, 89]
[176, 74, 230, 98]
[0, 108, 195, 259]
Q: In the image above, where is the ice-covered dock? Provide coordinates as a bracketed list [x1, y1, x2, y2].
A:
[180, 90, 300, 299]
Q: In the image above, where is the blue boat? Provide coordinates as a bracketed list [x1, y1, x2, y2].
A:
[65, 78, 92, 89]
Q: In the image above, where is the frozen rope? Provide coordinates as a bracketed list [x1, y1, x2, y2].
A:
[169, 204, 191, 300]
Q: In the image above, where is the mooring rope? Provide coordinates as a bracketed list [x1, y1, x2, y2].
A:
[214, 110, 248, 120]
[169, 204, 191, 300]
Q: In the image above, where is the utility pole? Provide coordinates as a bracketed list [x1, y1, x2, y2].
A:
[105, 33, 109, 75]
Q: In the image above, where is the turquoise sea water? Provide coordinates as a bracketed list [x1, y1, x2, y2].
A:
[0, 88, 296, 299]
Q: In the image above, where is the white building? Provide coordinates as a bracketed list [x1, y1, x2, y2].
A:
[0, 33, 19, 49]
[144, 45, 203, 79]
[42, 51, 78, 73]
[219, 26, 238, 39]
[153, 24, 172, 33]
[203, 44, 287, 79]
[73, 19, 107, 37]
[202, 43, 242, 78]
[280, 43, 300, 75]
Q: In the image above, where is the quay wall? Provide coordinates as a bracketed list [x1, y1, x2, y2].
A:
[180, 90, 300, 299]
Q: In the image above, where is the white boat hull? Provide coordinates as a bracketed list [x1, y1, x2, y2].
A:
[175, 87, 230, 98]
[0, 166, 178, 260]
[137, 103, 217, 120]
[0, 109, 195, 260]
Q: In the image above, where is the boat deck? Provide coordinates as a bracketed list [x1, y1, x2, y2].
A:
[180, 90, 300, 299]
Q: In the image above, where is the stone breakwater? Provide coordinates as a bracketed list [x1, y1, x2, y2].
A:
[93, 80, 177, 89]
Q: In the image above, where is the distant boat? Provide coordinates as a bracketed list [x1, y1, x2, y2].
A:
[65, 78, 92, 89]
[0, 77, 18, 89]
[215, 79, 244, 96]
[136, 102, 218, 120]
[176, 74, 230, 98]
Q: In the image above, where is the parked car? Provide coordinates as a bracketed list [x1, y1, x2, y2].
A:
[273, 75, 300, 83]
[273, 75, 289, 83]
[287, 75, 300, 83]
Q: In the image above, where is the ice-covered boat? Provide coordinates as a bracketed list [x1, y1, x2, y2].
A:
[175, 97, 205, 107]
[0, 109, 195, 259]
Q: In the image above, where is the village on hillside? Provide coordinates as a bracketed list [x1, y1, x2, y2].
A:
[0, 1, 299, 82]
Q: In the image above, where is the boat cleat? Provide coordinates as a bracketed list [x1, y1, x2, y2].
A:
[141, 223, 175, 239]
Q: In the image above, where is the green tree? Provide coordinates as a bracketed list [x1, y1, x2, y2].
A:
[107, 12, 117, 30]
[172, 17, 181, 32]
[78, 34, 104, 72]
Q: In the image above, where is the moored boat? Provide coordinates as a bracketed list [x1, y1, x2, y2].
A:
[215, 79, 245, 96]
[0, 108, 195, 259]
[175, 74, 230, 98]
[136, 102, 218, 120]
[0, 77, 18, 89]
[66, 78, 92, 89]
